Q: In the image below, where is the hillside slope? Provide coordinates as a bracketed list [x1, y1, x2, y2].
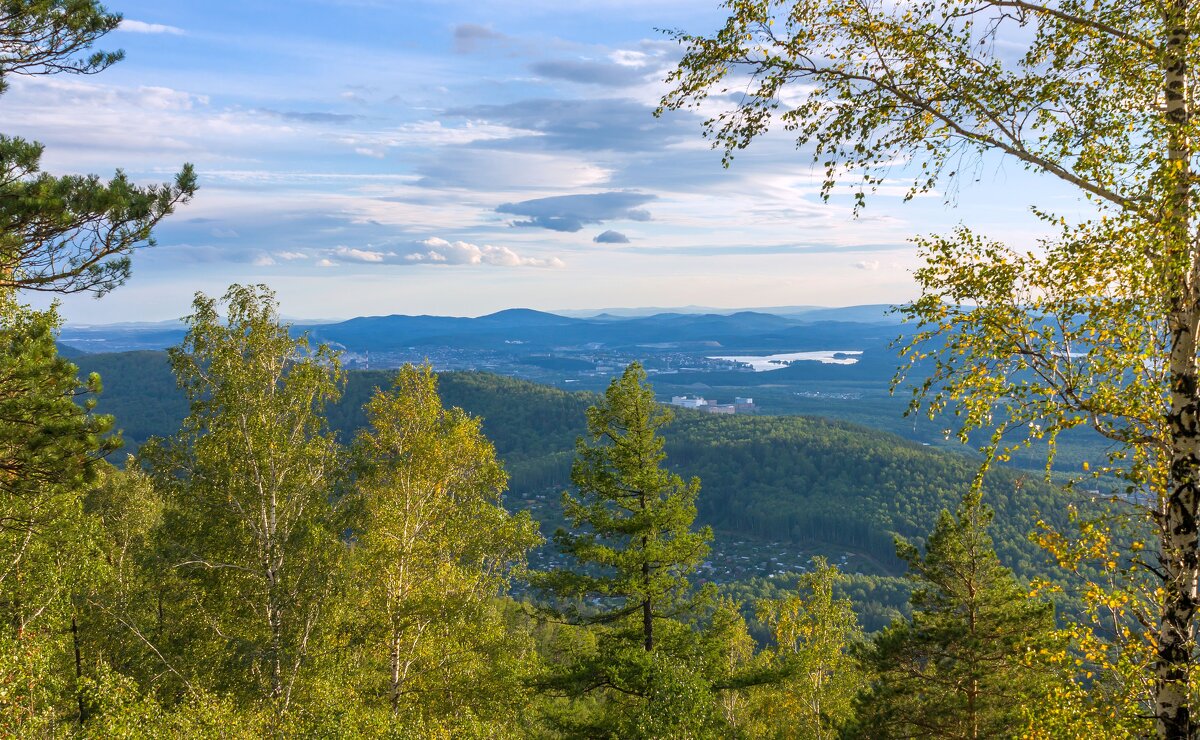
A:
[74, 353, 1068, 579]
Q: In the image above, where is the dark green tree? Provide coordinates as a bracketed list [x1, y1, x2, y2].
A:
[0, 0, 191, 730]
[0, 0, 195, 295]
[532, 362, 720, 736]
[847, 492, 1057, 739]
[0, 294, 115, 731]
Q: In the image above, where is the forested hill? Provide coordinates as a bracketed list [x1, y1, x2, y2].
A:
[76, 352, 1067, 577]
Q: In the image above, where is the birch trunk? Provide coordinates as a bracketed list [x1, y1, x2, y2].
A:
[1159, 2, 1198, 735]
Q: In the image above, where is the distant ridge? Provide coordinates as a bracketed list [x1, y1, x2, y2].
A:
[476, 308, 579, 326]
[555, 304, 900, 322]
[58, 305, 904, 353]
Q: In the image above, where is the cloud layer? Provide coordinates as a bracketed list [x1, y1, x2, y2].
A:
[497, 192, 655, 232]
[320, 239, 565, 269]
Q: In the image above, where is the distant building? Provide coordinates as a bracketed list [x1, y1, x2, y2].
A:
[669, 395, 749, 414]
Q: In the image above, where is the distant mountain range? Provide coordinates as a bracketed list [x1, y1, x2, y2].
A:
[554, 304, 899, 322]
[58, 304, 903, 355]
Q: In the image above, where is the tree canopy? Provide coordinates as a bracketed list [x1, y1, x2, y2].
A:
[0, 0, 195, 295]
[661, 1, 1200, 734]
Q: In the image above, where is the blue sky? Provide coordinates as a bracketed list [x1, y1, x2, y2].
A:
[8, 0, 1079, 323]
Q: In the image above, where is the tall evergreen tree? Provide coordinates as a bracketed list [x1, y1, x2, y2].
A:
[847, 492, 1057, 738]
[532, 362, 719, 736]
[0, 294, 115, 731]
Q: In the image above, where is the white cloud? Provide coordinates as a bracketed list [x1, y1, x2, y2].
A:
[334, 246, 391, 263]
[275, 251, 308, 260]
[119, 20, 185, 35]
[336, 120, 542, 156]
[856, 260, 881, 270]
[316, 258, 337, 268]
[407, 237, 565, 268]
[252, 254, 276, 266]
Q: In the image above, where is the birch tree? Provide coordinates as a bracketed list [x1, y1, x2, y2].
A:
[661, 1, 1200, 734]
[347, 364, 539, 731]
[749, 558, 863, 740]
[144, 284, 342, 716]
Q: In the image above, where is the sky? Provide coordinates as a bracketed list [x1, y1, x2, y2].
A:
[6, 0, 1081, 323]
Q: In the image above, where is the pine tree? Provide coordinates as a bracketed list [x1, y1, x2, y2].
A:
[532, 362, 719, 736]
[848, 492, 1057, 738]
[0, 294, 116, 730]
[0, 1, 195, 295]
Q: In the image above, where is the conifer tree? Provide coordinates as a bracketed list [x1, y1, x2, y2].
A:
[0, 1, 195, 295]
[847, 492, 1057, 738]
[532, 362, 719, 736]
[0, 294, 116, 730]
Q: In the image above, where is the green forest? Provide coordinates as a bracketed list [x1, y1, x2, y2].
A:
[77, 349, 1076, 579]
[6, 0, 1200, 737]
[5, 282, 1138, 736]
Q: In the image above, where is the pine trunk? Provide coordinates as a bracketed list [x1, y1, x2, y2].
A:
[642, 534, 653, 652]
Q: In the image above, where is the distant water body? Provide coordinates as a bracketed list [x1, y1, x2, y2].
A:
[709, 350, 864, 372]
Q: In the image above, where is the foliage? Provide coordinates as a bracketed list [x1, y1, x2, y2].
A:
[848, 493, 1058, 738]
[0, 295, 114, 598]
[142, 284, 344, 715]
[0, 296, 115, 732]
[342, 363, 540, 730]
[532, 362, 731, 736]
[659, 0, 1200, 731]
[744, 558, 864, 739]
[0, 1, 195, 295]
[1021, 505, 1158, 736]
[80, 360, 1073, 582]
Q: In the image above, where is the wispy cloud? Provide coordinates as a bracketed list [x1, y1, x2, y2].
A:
[453, 23, 509, 53]
[118, 19, 185, 35]
[530, 59, 650, 87]
[328, 239, 565, 268]
[259, 109, 362, 124]
[334, 246, 388, 263]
